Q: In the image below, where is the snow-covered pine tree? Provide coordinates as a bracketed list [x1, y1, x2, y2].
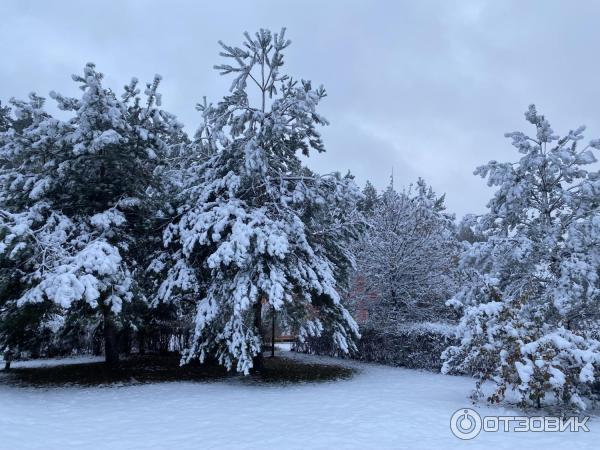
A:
[157, 29, 362, 374]
[0, 93, 69, 358]
[355, 177, 458, 328]
[443, 105, 600, 410]
[357, 180, 378, 214]
[0, 64, 182, 363]
[0, 101, 10, 133]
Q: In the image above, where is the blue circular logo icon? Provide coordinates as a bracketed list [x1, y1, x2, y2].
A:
[450, 408, 482, 440]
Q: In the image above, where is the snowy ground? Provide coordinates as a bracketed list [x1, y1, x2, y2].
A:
[0, 352, 596, 450]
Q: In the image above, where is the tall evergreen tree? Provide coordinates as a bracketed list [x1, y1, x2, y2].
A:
[0, 64, 182, 363]
[157, 29, 362, 373]
[443, 105, 600, 410]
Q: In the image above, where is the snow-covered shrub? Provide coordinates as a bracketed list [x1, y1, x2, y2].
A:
[359, 322, 457, 370]
[297, 322, 456, 371]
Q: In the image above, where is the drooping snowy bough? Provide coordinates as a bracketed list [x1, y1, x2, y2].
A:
[156, 29, 363, 374]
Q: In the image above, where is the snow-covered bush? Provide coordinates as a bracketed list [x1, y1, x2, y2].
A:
[298, 322, 456, 370]
[443, 105, 600, 410]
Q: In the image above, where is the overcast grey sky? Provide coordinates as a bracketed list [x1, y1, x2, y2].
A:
[1, 0, 599, 217]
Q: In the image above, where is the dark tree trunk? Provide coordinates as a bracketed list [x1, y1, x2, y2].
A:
[138, 329, 146, 355]
[252, 302, 263, 373]
[4, 348, 13, 371]
[103, 310, 119, 365]
[159, 328, 169, 355]
[121, 326, 132, 356]
[92, 324, 103, 356]
[271, 306, 276, 358]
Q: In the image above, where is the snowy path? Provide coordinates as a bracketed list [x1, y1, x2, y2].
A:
[0, 352, 596, 450]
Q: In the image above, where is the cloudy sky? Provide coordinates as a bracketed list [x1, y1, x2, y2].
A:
[1, 0, 599, 217]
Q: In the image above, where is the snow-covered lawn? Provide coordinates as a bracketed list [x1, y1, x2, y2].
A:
[0, 352, 596, 450]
